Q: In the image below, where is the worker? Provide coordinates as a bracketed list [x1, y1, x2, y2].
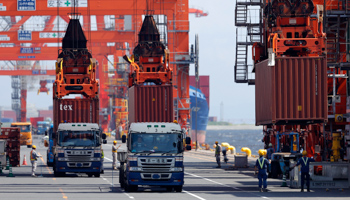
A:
[266, 143, 274, 160]
[291, 151, 315, 192]
[30, 145, 42, 177]
[255, 149, 270, 192]
[112, 141, 121, 170]
[222, 147, 228, 163]
[215, 141, 221, 168]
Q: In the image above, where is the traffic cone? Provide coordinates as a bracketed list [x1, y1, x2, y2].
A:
[5, 156, 9, 170]
[280, 173, 287, 187]
[22, 155, 28, 166]
[7, 164, 14, 177]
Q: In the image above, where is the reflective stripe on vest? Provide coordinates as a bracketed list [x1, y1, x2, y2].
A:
[30, 150, 35, 161]
[258, 157, 265, 169]
[302, 157, 308, 166]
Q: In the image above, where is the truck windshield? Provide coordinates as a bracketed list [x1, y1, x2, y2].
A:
[58, 131, 100, 147]
[11, 125, 31, 132]
[130, 133, 183, 154]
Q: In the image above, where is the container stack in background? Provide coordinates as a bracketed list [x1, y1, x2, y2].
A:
[0, 128, 21, 167]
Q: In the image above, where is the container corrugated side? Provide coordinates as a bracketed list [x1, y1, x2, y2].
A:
[129, 85, 174, 123]
[255, 57, 327, 125]
[53, 98, 99, 132]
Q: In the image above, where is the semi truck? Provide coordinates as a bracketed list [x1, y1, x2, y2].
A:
[119, 15, 191, 192]
[119, 122, 188, 192]
[50, 16, 105, 177]
[52, 123, 105, 177]
[36, 121, 50, 135]
[10, 122, 32, 148]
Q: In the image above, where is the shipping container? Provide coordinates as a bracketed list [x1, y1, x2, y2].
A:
[38, 110, 53, 120]
[0, 110, 16, 122]
[129, 85, 174, 123]
[53, 98, 99, 132]
[255, 57, 327, 125]
[0, 127, 21, 167]
[30, 117, 44, 129]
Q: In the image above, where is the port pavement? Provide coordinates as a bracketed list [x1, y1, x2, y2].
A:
[0, 137, 349, 200]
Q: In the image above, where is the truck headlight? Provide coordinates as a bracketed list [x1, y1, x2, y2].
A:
[175, 157, 183, 161]
[90, 157, 101, 161]
[57, 157, 69, 161]
[129, 167, 142, 171]
[170, 167, 183, 172]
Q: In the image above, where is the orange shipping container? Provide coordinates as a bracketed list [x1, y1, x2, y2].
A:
[128, 85, 174, 123]
[255, 57, 327, 125]
[53, 98, 99, 132]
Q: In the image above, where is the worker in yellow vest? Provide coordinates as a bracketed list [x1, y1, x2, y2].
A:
[255, 149, 270, 192]
[30, 145, 42, 177]
[112, 141, 121, 170]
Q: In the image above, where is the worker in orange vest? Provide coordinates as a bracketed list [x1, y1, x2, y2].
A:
[30, 145, 42, 177]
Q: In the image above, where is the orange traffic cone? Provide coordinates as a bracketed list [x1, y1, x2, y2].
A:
[22, 155, 28, 166]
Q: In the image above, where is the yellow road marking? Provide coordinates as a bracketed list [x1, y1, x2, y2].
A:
[39, 154, 53, 174]
[59, 188, 68, 199]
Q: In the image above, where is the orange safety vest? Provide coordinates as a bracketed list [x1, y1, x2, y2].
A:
[30, 150, 35, 161]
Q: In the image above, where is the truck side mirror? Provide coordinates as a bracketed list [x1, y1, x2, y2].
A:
[185, 137, 191, 145]
[186, 145, 192, 150]
[102, 133, 107, 140]
[122, 135, 126, 143]
[103, 139, 107, 144]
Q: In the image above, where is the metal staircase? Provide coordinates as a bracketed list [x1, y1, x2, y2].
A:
[324, 9, 350, 69]
[234, 0, 263, 84]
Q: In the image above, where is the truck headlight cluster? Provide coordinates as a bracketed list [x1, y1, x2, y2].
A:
[170, 167, 183, 172]
[129, 167, 142, 171]
[90, 157, 101, 161]
[58, 157, 69, 161]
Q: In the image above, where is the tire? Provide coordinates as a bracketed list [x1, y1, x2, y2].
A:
[94, 173, 100, 177]
[166, 186, 173, 192]
[174, 185, 183, 192]
[88, 173, 93, 177]
[54, 171, 65, 177]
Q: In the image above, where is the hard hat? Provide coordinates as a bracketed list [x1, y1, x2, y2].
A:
[113, 141, 117, 144]
[215, 141, 218, 144]
[269, 143, 272, 147]
[302, 151, 307, 156]
[258, 149, 265, 156]
[173, 120, 178, 123]
[32, 145, 36, 149]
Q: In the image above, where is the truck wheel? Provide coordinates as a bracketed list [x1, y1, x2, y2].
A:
[166, 186, 173, 192]
[88, 173, 93, 177]
[174, 186, 183, 192]
[27, 145, 32, 148]
[94, 173, 100, 177]
[54, 171, 65, 177]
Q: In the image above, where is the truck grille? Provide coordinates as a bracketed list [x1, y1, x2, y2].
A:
[66, 150, 93, 156]
[67, 157, 91, 162]
[138, 157, 174, 172]
[67, 162, 91, 168]
[141, 173, 171, 180]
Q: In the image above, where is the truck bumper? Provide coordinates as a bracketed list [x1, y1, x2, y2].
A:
[55, 161, 102, 173]
[127, 172, 184, 186]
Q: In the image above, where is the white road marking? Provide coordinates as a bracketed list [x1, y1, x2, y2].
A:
[185, 172, 273, 200]
[104, 157, 113, 161]
[101, 175, 134, 199]
[183, 190, 207, 200]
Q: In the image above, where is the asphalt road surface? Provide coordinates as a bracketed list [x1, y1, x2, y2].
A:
[0, 137, 349, 200]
